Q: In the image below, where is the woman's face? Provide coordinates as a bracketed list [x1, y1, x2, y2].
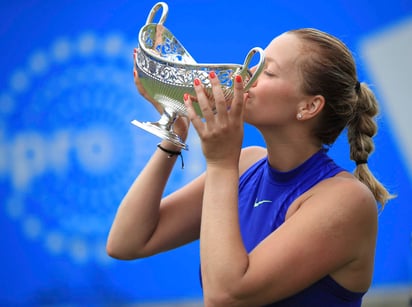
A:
[243, 33, 308, 127]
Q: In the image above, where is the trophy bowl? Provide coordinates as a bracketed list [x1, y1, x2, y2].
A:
[132, 2, 265, 149]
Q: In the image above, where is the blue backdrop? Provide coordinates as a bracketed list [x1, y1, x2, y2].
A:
[1, 0, 411, 305]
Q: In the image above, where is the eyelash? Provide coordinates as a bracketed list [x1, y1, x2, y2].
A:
[264, 70, 276, 77]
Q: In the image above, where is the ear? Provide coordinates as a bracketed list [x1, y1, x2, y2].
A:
[297, 95, 325, 120]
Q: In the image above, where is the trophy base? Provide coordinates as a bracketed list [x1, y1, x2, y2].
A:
[131, 119, 188, 150]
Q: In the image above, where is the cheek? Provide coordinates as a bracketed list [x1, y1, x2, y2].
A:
[275, 81, 298, 100]
[245, 81, 299, 123]
[259, 81, 297, 107]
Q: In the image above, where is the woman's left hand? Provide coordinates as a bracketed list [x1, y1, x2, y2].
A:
[184, 72, 245, 168]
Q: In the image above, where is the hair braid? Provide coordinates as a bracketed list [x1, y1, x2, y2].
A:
[348, 83, 395, 206]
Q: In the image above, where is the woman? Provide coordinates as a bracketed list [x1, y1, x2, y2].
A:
[107, 28, 393, 306]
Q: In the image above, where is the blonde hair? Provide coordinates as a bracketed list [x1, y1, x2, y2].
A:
[289, 28, 395, 207]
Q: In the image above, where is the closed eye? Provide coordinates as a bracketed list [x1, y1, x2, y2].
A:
[264, 70, 276, 77]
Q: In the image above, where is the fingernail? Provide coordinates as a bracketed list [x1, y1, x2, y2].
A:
[133, 48, 137, 54]
[235, 75, 242, 83]
[183, 93, 189, 101]
[209, 71, 216, 79]
[194, 78, 201, 86]
[134, 70, 136, 78]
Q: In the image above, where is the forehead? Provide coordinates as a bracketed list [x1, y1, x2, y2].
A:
[264, 33, 303, 67]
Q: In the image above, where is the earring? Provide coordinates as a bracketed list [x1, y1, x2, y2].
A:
[297, 113, 303, 120]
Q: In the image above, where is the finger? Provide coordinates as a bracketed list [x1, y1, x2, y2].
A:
[208, 71, 227, 117]
[193, 78, 215, 120]
[184, 92, 204, 132]
[231, 75, 245, 118]
[187, 93, 198, 102]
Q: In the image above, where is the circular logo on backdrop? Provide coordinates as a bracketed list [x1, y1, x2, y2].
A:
[0, 32, 204, 264]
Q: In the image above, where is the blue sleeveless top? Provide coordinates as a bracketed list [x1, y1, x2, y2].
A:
[238, 149, 366, 306]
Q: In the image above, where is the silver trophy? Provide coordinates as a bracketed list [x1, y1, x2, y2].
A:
[132, 2, 265, 149]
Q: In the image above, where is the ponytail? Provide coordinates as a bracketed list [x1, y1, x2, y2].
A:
[348, 82, 396, 207]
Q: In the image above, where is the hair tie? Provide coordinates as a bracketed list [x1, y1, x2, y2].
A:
[355, 160, 367, 166]
[355, 81, 361, 94]
[157, 143, 184, 169]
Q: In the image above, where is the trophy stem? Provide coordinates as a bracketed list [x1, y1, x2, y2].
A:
[131, 106, 188, 150]
[158, 106, 178, 131]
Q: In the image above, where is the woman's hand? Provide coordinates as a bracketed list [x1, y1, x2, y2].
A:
[184, 72, 245, 168]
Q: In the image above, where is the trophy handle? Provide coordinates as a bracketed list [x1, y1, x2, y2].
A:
[145, 2, 169, 25]
[240, 47, 265, 91]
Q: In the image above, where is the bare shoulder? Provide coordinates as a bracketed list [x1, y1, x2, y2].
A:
[239, 146, 267, 175]
[287, 172, 379, 250]
[314, 173, 378, 218]
[293, 172, 378, 250]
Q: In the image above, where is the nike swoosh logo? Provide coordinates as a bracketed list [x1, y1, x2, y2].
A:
[253, 199, 272, 208]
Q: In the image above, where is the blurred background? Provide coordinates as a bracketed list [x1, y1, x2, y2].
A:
[0, 0, 411, 306]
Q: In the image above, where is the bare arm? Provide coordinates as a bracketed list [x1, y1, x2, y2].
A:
[106, 141, 265, 260]
[106, 139, 205, 259]
[107, 57, 201, 258]
[106, 56, 206, 259]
